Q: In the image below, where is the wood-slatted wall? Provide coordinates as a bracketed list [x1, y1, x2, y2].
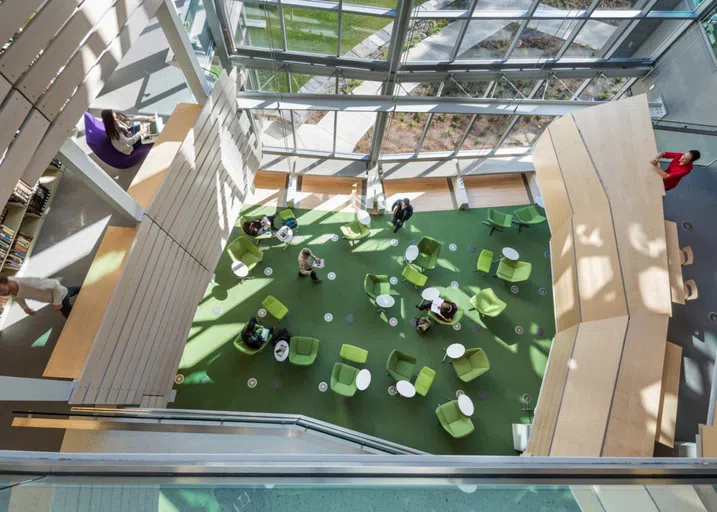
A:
[0, 0, 164, 204]
[70, 70, 263, 406]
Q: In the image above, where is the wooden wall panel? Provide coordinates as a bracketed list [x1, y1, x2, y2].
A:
[550, 218, 581, 332]
[531, 132, 572, 234]
[655, 341, 682, 449]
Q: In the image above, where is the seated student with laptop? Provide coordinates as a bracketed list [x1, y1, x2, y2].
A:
[416, 298, 457, 323]
[101, 109, 157, 156]
[241, 316, 272, 349]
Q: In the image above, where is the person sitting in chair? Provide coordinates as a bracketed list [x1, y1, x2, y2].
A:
[242, 214, 276, 237]
[416, 299, 457, 323]
[101, 109, 155, 156]
[241, 316, 272, 349]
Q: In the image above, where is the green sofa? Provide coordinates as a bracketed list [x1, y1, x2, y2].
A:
[415, 236, 442, 270]
[451, 348, 490, 382]
[289, 337, 319, 366]
[331, 362, 359, 397]
[386, 349, 416, 381]
[436, 400, 475, 438]
[227, 236, 263, 276]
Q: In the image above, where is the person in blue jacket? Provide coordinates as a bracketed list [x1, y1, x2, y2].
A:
[391, 197, 413, 233]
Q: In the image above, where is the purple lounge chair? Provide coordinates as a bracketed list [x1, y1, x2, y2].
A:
[83, 112, 153, 169]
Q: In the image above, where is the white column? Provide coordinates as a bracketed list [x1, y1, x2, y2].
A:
[156, 0, 211, 103]
[365, 167, 386, 214]
[285, 173, 299, 208]
[58, 139, 144, 223]
[451, 160, 470, 211]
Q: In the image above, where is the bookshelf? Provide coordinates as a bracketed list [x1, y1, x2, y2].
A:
[0, 161, 63, 322]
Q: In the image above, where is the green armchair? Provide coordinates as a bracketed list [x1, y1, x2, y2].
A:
[483, 209, 513, 236]
[340, 344, 368, 364]
[262, 295, 289, 320]
[451, 348, 490, 382]
[340, 220, 370, 244]
[232, 329, 271, 356]
[414, 366, 436, 396]
[331, 362, 359, 397]
[289, 337, 319, 366]
[475, 249, 493, 273]
[436, 400, 475, 438]
[428, 296, 464, 326]
[238, 215, 273, 244]
[386, 349, 416, 381]
[364, 274, 391, 302]
[279, 208, 297, 228]
[496, 259, 532, 283]
[469, 288, 507, 317]
[512, 205, 546, 231]
[415, 237, 442, 270]
[227, 236, 263, 277]
[401, 264, 427, 289]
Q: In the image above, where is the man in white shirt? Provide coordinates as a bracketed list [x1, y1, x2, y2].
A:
[0, 275, 80, 319]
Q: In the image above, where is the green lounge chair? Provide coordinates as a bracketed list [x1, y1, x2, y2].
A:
[475, 249, 493, 273]
[496, 259, 532, 284]
[340, 344, 368, 364]
[415, 236, 442, 270]
[364, 274, 391, 302]
[331, 362, 359, 397]
[227, 236, 263, 279]
[262, 295, 288, 320]
[436, 400, 475, 438]
[483, 209, 513, 236]
[428, 296, 464, 326]
[451, 348, 490, 382]
[414, 366, 436, 396]
[340, 220, 370, 244]
[238, 215, 273, 244]
[386, 349, 416, 381]
[402, 264, 427, 289]
[232, 325, 271, 356]
[469, 288, 507, 317]
[279, 208, 297, 228]
[289, 337, 319, 366]
[512, 205, 546, 232]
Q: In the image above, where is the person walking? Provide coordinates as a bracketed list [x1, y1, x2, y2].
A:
[0, 275, 81, 319]
[650, 149, 701, 191]
[391, 197, 413, 233]
[298, 248, 322, 283]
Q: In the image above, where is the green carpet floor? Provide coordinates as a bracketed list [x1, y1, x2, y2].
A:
[171, 205, 555, 455]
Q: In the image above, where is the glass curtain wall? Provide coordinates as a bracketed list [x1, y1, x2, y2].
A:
[223, 0, 701, 161]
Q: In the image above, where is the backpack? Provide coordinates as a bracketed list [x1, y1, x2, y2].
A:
[284, 217, 298, 229]
[271, 327, 291, 345]
[416, 317, 432, 334]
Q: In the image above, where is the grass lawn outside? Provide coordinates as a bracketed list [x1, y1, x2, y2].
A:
[172, 205, 555, 455]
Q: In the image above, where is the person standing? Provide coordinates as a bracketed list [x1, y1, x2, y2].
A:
[650, 150, 701, 191]
[0, 275, 81, 319]
[391, 197, 413, 233]
[298, 248, 322, 283]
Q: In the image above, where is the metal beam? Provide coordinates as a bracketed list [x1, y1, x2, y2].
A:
[156, 0, 211, 103]
[554, 0, 601, 60]
[58, 139, 144, 223]
[204, 0, 233, 71]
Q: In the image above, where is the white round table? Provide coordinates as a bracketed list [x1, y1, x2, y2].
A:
[275, 225, 294, 250]
[502, 247, 520, 261]
[396, 380, 416, 398]
[535, 195, 545, 208]
[421, 287, 440, 303]
[376, 294, 395, 309]
[357, 210, 371, 226]
[232, 261, 249, 279]
[458, 394, 475, 416]
[356, 369, 372, 391]
[404, 245, 419, 263]
[274, 340, 289, 362]
[443, 343, 466, 362]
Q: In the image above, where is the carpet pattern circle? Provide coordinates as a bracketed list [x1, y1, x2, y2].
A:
[324, 313, 333, 322]
[247, 378, 257, 388]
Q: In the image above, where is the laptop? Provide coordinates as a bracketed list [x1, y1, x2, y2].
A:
[141, 112, 164, 143]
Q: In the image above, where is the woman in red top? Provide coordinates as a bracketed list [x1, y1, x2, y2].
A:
[650, 150, 701, 190]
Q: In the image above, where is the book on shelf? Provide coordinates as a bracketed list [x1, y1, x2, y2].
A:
[0, 225, 16, 261]
[7, 180, 34, 207]
[26, 183, 51, 217]
[3, 232, 33, 271]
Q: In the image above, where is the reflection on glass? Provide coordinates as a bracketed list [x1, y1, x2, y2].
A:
[421, 113, 472, 152]
[597, 0, 640, 9]
[337, 112, 377, 153]
[405, 19, 459, 61]
[701, 8, 717, 56]
[513, 20, 578, 59]
[492, 79, 537, 100]
[501, 115, 554, 148]
[458, 115, 512, 152]
[539, 78, 585, 100]
[442, 80, 490, 98]
[456, 21, 520, 60]
[578, 76, 627, 101]
[178, 0, 220, 82]
[341, 13, 392, 58]
[284, 8, 338, 54]
[562, 21, 618, 58]
[295, 110, 335, 151]
[240, 4, 282, 49]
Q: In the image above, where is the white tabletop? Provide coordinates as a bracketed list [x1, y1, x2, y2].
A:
[274, 340, 289, 362]
[502, 247, 520, 261]
[356, 369, 372, 391]
[357, 210, 371, 226]
[421, 287, 440, 301]
[404, 245, 419, 261]
[232, 261, 249, 277]
[396, 380, 416, 398]
[446, 343, 466, 359]
[535, 195, 545, 208]
[376, 294, 395, 308]
[512, 423, 533, 452]
[275, 225, 293, 241]
[458, 394, 475, 416]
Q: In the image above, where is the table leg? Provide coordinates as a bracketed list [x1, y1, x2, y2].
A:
[442, 349, 448, 362]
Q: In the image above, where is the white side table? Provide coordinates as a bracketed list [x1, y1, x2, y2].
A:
[232, 261, 250, 283]
[376, 294, 395, 313]
[404, 245, 419, 264]
[396, 380, 416, 398]
[356, 369, 372, 391]
[275, 226, 294, 251]
[443, 343, 466, 362]
[458, 394, 475, 417]
[420, 287, 440, 306]
[535, 196, 545, 208]
[512, 423, 533, 452]
[274, 340, 289, 362]
[502, 247, 520, 261]
[357, 210, 371, 226]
